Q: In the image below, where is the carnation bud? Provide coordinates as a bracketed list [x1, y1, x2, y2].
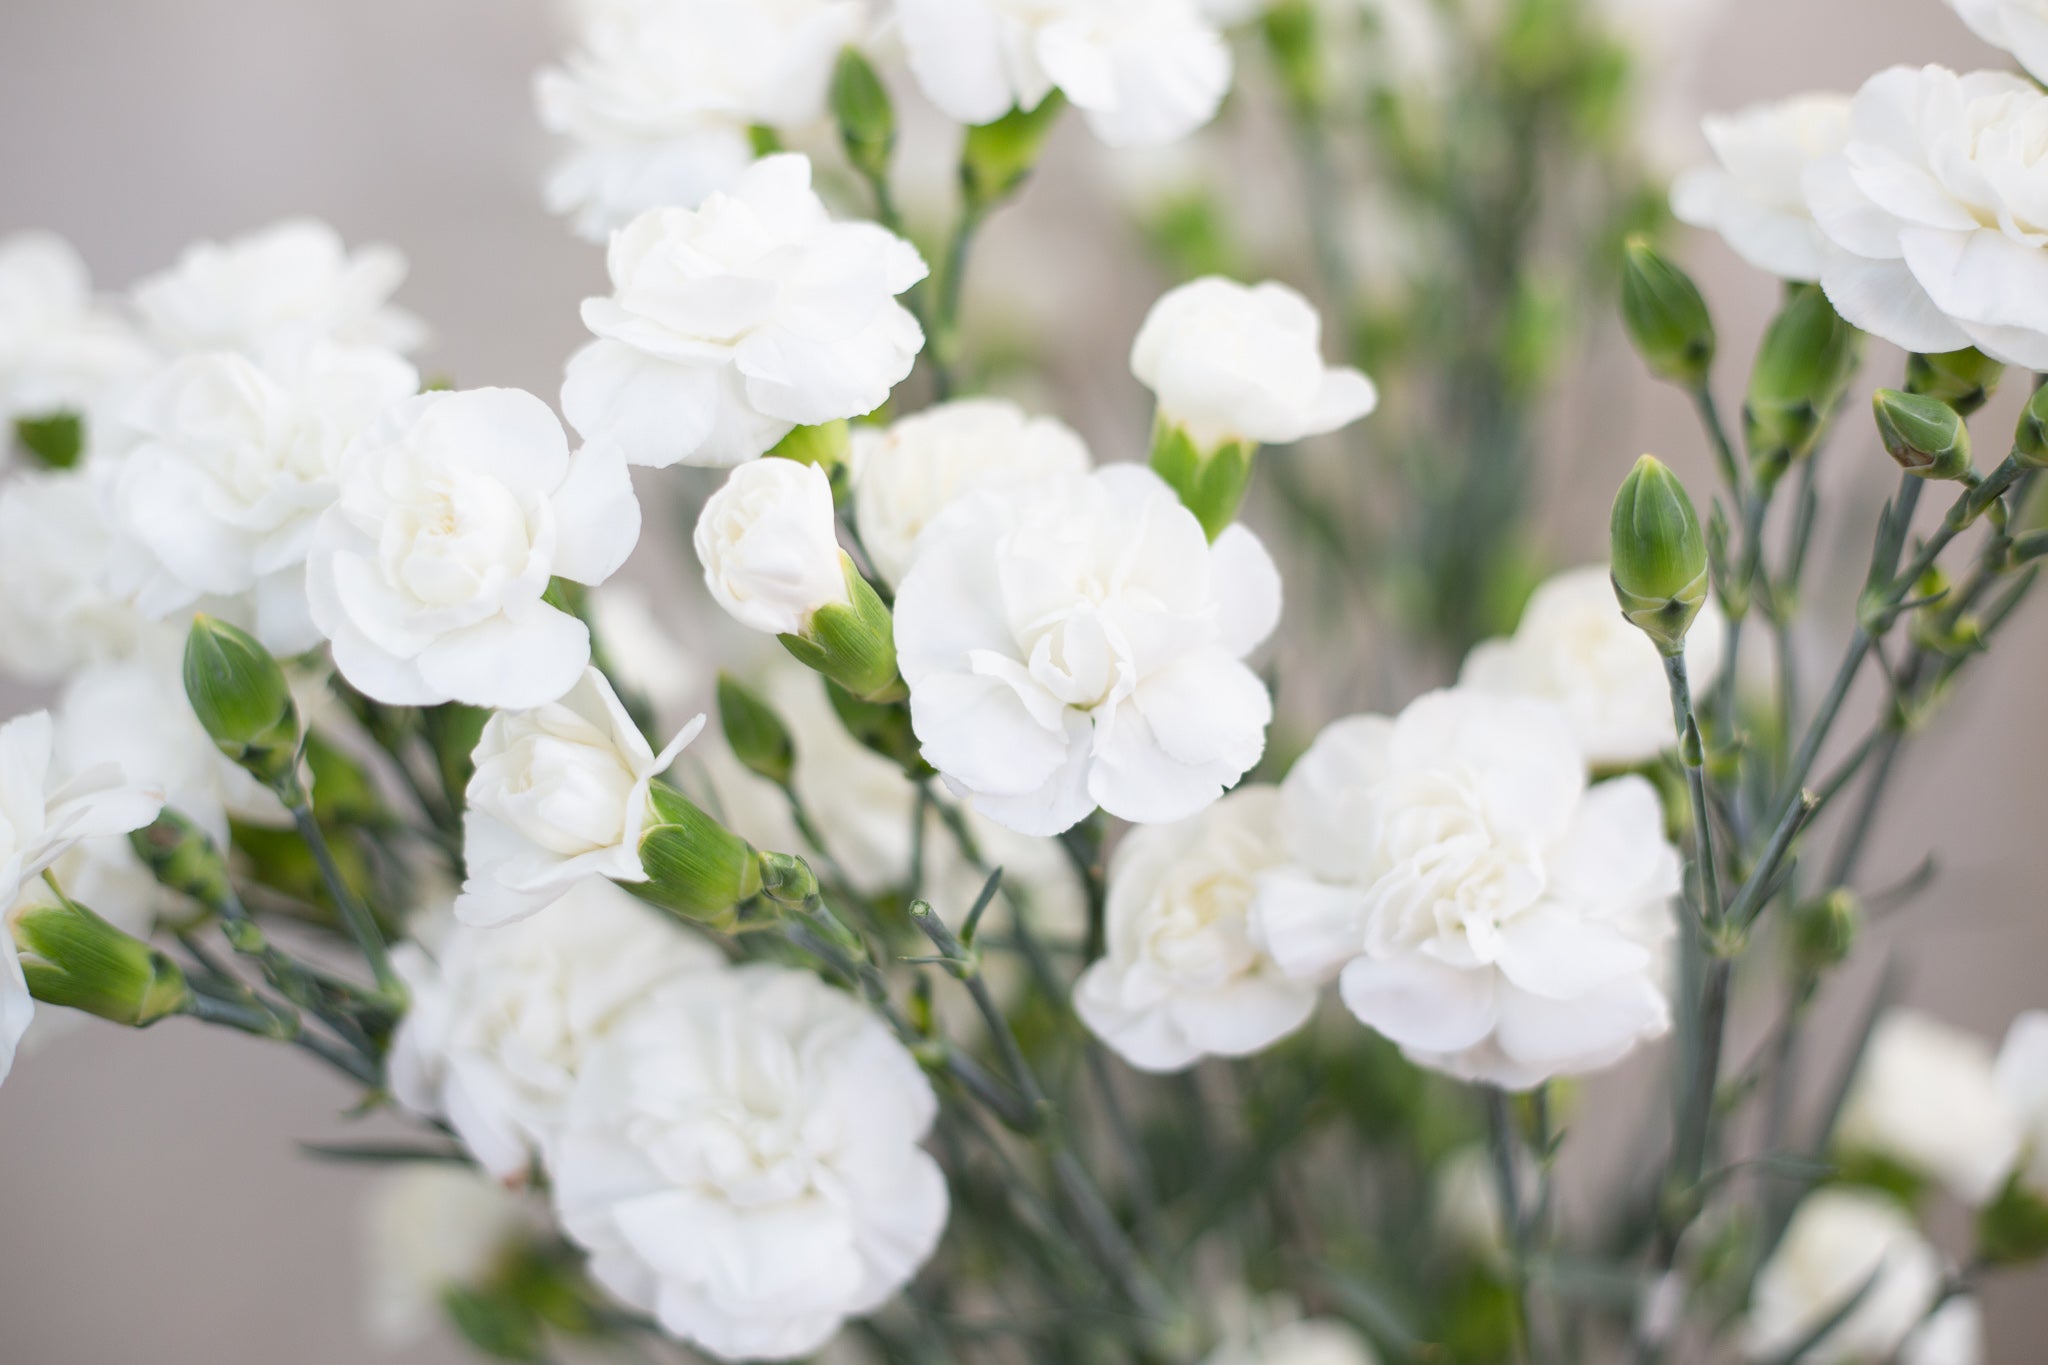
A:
[1745, 284, 1861, 489]
[1873, 389, 1973, 482]
[1620, 237, 1715, 387]
[1610, 455, 1709, 656]
[129, 809, 234, 910]
[1149, 418, 1257, 541]
[961, 96, 1064, 214]
[184, 615, 304, 794]
[831, 47, 895, 186]
[12, 893, 191, 1028]
[717, 673, 796, 788]
[1906, 347, 2004, 417]
[1789, 889, 1859, 973]
[780, 557, 906, 703]
[13, 411, 84, 470]
[636, 784, 762, 931]
[2017, 380, 2048, 471]
[755, 850, 821, 909]
[1978, 1176, 2048, 1266]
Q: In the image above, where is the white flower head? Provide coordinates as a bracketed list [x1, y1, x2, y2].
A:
[549, 962, 948, 1361]
[1949, 0, 2048, 85]
[364, 1164, 548, 1347]
[1460, 565, 1726, 769]
[0, 231, 153, 435]
[0, 468, 158, 683]
[1252, 689, 1681, 1090]
[894, 0, 1233, 148]
[391, 879, 724, 1179]
[1995, 1009, 2048, 1192]
[695, 457, 851, 636]
[1076, 785, 1315, 1071]
[1805, 65, 2048, 368]
[133, 219, 424, 357]
[110, 340, 420, 655]
[537, 0, 868, 239]
[561, 154, 927, 470]
[457, 668, 705, 927]
[1838, 1010, 2025, 1205]
[305, 387, 642, 708]
[850, 398, 1093, 586]
[1672, 93, 1853, 282]
[894, 464, 1281, 836]
[1744, 1189, 1958, 1364]
[1131, 277, 1378, 449]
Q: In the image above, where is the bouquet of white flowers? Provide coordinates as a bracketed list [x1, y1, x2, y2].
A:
[5, 1, 2048, 1362]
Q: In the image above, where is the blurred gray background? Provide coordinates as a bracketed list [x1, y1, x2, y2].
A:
[0, 0, 2042, 1361]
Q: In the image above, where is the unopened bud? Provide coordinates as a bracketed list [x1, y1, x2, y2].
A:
[1621, 237, 1715, 387]
[2017, 381, 2048, 470]
[1149, 418, 1257, 541]
[1874, 389, 1973, 482]
[781, 556, 905, 703]
[831, 47, 895, 185]
[1746, 285, 1861, 488]
[13, 893, 190, 1027]
[961, 96, 1064, 214]
[1979, 1175, 2048, 1266]
[635, 785, 763, 931]
[1610, 455, 1709, 655]
[717, 673, 795, 788]
[1789, 889, 1859, 972]
[1906, 347, 2004, 416]
[756, 850, 821, 909]
[184, 616, 302, 794]
[129, 810, 234, 909]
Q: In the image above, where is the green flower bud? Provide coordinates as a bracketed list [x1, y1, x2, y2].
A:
[184, 615, 303, 794]
[1978, 1175, 2048, 1266]
[1873, 388, 1973, 482]
[755, 850, 821, 909]
[766, 419, 852, 474]
[129, 810, 234, 910]
[635, 784, 762, 931]
[831, 47, 895, 186]
[1148, 418, 1257, 541]
[1745, 284, 1861, 488]
[780, 556, 905, 703]
[1788, 889, 1859, 973]
[2017, 380, 2048, 470]
[1906, 347, 2004, 416]
[717, 673, 796, 788]
[441, 1286, 548, 1364]
[1620, 236, 1715, 387]
[14, 411, 84, 469]
[1610, 455, 1709, 656]
[13, 893, 191, 1028]
[961, 95, 1064, 214]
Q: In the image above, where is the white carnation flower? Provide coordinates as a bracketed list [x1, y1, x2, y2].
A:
[1076, 785, 1315, 1072]
[304, 387, 642, 708]
[549, 963, 948, 1362]
[1949, 0, 2048, 84]
[1995, 1010, 2048, 1192]
[537, 0, 867, 239]
[1202, 1318, 1381, 1365]
[894, 464, 1280, 836]
[694, 458, 850, 636]
[364, 1165, 547, 1348]
[1252, 689, 1680, 1090]
[457, 667, 705, 928]
[1460, 565, 1726, 769]
[0, 468, 158, 682]
[1838, 1010, 2025, 1205]
[1131, 277, 1377, 449]
[1805, 66, 2048, 368]
[0, 231, 153, 437]
[561, 155, 927, 470]
[893, 0, 1233, 148]
[109, 341, 419, 655]
[391, 878, 724, 1179]
[1672, 93, 1853, 282]
[850, 398, 1092, 585]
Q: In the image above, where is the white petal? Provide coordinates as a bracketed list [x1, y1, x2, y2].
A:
[1339, 953, 1500, 1053]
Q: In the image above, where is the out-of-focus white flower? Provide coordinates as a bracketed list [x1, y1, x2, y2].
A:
[1949, 0, 2048, 84]
[457, 668, 704, 928]
[1805, 66, 2048, 368]
[850, 399, 1092, 585]
[109, 341, 419, 655]
[0, 231, 153, 437]
[895, 464, 1279, 836]
[1672, 94, 1853, 282]
[133, 220, 424, 357]
[550, 962, 947, 1362]
[1995, 1010, 2048, 1192]
[1131, 278, 1377, 449]
[894, 0, 1232, 148]
[1460, 565, 1727, 769]
[1253, 689, 1680, 1090]
[390, 879, 723, 1179]
[1196, 0, 1272, 22]
[1433, 1143, 1511, 1261]
[537, 0, 868, 239]
[1202, 1319, 1381, 1365]
[562, 155, 926, 470]
[694, 458, 850, 636]
[305, 387, 641, 708]
[1837, 1010, 2024, 1205]
[0, 468, 157, 682]
[586, 582, 709, 721]
[1075, 785, 1314, 1071]
[1744, 1189, 1955, 1364]
[364, 1164, 548, 1348]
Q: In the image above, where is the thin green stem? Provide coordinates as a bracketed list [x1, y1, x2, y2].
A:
[1664, 654, 1722, 929]
[288, 803, 399, 997]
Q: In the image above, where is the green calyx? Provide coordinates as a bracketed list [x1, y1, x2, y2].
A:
[184, 615, 303, 794]
[1873, 388, 1973, 482]
[779, 554, 905, 704]
[1149, 418, 1258, 542]
[14, 893, 191, 1027]
[635, 784, 763, 931]
[830, 47, 895, 185]
[1906, 347, 2004, 417]
[716, 672, 796, 789]
[1610, 454, 1708, 656]
[1745, 284, 1861, 488]
[1620, 236, 1715, 388]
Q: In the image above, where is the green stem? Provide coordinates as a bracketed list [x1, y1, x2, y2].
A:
[288, 803, 400, 998]
[1487, 1089, 1544, 1365]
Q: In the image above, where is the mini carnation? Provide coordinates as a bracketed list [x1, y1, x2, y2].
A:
[0, 468, 158, 682]
[109, 340, 419, 655]
[1252, 689, 1681, 1090]
[1671, 93, 1853, 282]
[1838, 1010, 2025, 1205]
[457, 667, 705, 927]
[1075, 785, 1316, 1072]
[364, 1165, 548, 1348]
[850, 398, 1093, 585]
[390, 878, 724, 1179]
[549, 962, 948, 1361]
[894, 464, 1280, 836]
[1995, 1010, 2048, 1192]
[133, 219, 424, 356]
[0, 231, 153, 439]
[1948, 0, 2048, 85]
[893, 0, 1233, 148]
[305, 387, 642, 708]
[1460, 565, 1727, 769]
[536, 0, 867, 239]
[694, 458, 851, 636]
[1131, 277, 1378, 449]
[561, 155, 926, 469]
